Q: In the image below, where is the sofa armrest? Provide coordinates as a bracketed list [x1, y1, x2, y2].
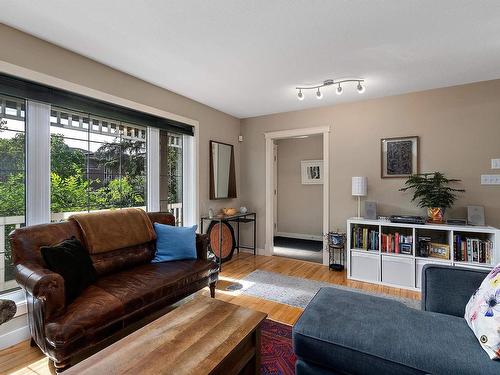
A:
[421, 264, 489, 317]
[15, 262, 66, 320]
[196, 234, 209, 260]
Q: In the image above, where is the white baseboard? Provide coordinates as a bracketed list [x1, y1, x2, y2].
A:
[275, 232, 323, 241]
[0, 322, 30, 350]
[238, 247, 267, 256]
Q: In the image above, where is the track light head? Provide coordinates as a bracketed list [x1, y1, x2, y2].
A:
[356, 81, 365, 94]
[316, 89, 323, 99]
[336, 84, 343, 95]
[297, 90, 305, 100]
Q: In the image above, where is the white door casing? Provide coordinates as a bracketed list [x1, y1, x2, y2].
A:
[264, 126, 330, 265]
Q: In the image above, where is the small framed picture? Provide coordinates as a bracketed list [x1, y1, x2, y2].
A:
[301, 160, 323, 184]
[381, 136, 418, 178]
[429, 243, 450, 260]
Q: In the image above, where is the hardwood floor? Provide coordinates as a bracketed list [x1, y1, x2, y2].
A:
[0, 253, 420, 374]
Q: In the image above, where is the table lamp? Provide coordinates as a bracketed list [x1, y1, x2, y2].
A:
[352, 177, 367, 218]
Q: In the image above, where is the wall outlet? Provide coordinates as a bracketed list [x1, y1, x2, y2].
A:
[492, 158, 500, 169]
[481, 174, 500, 185]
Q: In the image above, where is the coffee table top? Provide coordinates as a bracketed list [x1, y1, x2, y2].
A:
[66, 296, 267, 375]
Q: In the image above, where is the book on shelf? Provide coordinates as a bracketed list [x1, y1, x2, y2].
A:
[352, 225, 379, 251]
[381, 232, 413, 254]
[453, 235, 493, 264]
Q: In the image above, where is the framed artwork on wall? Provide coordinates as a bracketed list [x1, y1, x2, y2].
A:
[381, 136, 419, 178]
[301, 160, 323, 184]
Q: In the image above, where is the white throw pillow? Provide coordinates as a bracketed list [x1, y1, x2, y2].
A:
[464, 263, 500, 360]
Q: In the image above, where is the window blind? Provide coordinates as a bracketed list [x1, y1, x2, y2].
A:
[0, 73, 194, 136]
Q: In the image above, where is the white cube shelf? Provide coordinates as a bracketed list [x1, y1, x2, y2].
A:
[347, 218, 499, 291]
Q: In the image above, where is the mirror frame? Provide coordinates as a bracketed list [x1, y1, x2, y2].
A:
[209, 140, 237, 200]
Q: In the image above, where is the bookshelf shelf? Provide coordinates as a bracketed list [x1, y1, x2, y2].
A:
[415, 256, 451, 262]
[453, 261, 493, 269]
[347, 218, 499, 291]
[352, 248, 379, 254]
[381, 252, 414, 259]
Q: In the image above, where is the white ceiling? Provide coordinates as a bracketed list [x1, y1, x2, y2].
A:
[1, 1, 500, 118]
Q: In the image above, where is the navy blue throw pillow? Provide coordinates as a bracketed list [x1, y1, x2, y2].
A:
[41, 237, 97, 303]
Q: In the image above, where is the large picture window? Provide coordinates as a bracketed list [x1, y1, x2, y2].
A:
[49, 107, 147, 220]
[0, 95, 26, 293]
[0, 75, 195, 298]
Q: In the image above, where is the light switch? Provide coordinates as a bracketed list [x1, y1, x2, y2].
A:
[481, 174, 500, 185]
[492, 159, 500, 169]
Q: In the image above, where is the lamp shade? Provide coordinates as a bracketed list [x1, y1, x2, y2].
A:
[352, 177, 367, 196]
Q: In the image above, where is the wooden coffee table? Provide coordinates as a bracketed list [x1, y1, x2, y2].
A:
[65, 296, 267, 375]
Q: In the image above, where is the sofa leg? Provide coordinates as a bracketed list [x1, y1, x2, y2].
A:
[209, 281, 216, 298]
[54, 360, 71, 373]
[29, 337, 36, 347]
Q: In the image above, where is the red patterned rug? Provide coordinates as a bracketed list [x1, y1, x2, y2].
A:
[260, 319, 297, 375]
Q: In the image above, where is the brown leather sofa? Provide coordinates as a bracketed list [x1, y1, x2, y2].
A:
[11, 210, 218, 372]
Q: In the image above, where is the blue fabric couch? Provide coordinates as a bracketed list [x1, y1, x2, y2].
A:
[293, 264, 500, 375]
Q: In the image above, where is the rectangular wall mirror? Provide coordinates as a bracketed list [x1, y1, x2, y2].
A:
[209, 140, 236, 199]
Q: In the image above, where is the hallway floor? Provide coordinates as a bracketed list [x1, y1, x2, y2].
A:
[273, 236, 323, 263]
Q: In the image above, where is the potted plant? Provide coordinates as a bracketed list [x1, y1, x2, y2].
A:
[400, 172, 465, 223]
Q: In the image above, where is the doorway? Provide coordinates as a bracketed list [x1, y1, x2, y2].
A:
[265, 126, 330, 266]
[273, 135, 324, 263]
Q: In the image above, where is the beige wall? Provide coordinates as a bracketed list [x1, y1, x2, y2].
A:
[2, 24, 500, 252]
[241, 80, 500, 249]
[276, 136, 323, 236]
[0, 24, 241, 216]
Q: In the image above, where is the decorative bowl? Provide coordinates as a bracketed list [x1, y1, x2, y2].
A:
[221, 208, 238, 216]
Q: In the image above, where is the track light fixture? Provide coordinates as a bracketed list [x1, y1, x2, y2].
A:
[296, 78, 365, 100]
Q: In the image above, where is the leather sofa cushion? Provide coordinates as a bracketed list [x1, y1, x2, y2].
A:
[45, 259, 218, 346]
[293, 288, 500, 375]
[95, 260, 218, 314]
[90, 242, 155, 277]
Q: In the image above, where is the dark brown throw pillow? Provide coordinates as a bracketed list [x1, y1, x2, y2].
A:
[41, 237, 97, 303]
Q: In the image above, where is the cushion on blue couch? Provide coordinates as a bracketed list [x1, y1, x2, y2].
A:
[293, 287, 500, 375]
[152, 223, 197, 263]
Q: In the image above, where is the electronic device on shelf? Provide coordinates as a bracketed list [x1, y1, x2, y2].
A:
[389, 215, 426, 225]
[467, 206, 485, 226]
[446, 218, 467, 226]
[417, 236, 432, 257]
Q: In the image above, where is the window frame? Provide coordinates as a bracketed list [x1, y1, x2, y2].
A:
[0, 98, 198, 296]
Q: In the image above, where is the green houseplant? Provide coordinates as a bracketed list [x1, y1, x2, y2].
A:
[399, 172, 465, 223]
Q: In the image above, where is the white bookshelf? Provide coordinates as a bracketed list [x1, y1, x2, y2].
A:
[347, 218, 499, 291]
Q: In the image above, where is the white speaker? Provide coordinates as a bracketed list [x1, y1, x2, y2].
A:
[364, 201, 377, 220]
[467, 206, 485, 226]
